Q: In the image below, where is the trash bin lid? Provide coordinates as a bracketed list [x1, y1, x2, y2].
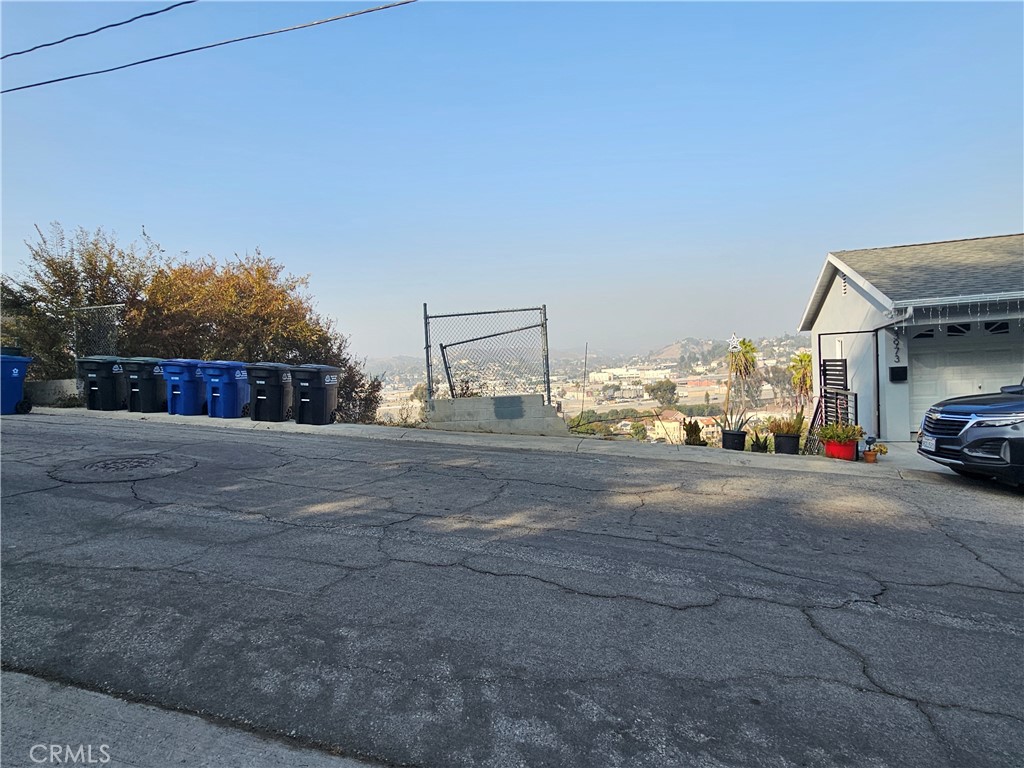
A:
[246, 362, 292, 370]
[162, 358, 205, 367]
[294, 364, 342, 373]
[1, 354, 32, 365]
[245, 362, 293, 382]
[202, 360, 248, 369]
[77, 355, 122, 363]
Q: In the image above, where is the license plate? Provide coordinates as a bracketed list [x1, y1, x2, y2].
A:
[921, 436, 936, 452]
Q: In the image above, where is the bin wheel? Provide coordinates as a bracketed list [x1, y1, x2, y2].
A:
[285, 406, 294, 421]
[330, 409, 341, 424]
[14, 399, 32, 415]
[241, 402, 250, 417]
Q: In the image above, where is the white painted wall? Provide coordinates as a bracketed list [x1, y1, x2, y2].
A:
[878, 327, 912, 440]
[809, 273, 890, 437]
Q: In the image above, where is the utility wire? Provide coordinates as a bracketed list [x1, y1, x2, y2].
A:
[2, 0, 417, 95]
[2, 1, 199, 61]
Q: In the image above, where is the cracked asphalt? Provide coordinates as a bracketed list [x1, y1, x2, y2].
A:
[2, 412, 1022, 768]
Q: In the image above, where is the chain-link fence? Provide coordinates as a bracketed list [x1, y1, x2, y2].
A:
[424, 304, 551, 404]
[73, 304, 123, 357]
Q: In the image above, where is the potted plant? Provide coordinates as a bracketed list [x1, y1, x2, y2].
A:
[750, 430, 771, 453]
[683, 418, 707, 446]
[816, 422, 865, 460]
[766, 409, 805, 455]
[713, 410, 751, 451]
[862, 436, 888, 463]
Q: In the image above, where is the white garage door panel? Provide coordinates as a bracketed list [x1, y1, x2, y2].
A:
[909, 330, 1024, 432]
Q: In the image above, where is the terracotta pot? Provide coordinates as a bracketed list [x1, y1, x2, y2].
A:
[824, 439, 857, 461]
[863, 450, 878, 463]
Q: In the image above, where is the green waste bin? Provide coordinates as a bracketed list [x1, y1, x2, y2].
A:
[121, 357, 167, 412]
[76, 356, 126, 411]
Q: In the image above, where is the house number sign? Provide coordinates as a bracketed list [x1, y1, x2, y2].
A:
[892, 330, 901, 363]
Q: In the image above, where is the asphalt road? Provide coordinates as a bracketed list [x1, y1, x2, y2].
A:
[2, 412, 1022, 767]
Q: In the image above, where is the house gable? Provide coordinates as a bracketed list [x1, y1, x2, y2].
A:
[799, 234, 1024, 332]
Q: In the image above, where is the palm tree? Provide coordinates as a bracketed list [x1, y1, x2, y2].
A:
[723, 337, 758, 414]
[730, 338, 758, 406]
[789, 351, 813, 409]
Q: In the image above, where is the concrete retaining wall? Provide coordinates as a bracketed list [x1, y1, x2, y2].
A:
[424, 394, 569, 436]
[24, 379, 80, 405]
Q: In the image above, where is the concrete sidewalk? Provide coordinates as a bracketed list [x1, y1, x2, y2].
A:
[25, 406, 950, 479]
[2, 672, 370, 768]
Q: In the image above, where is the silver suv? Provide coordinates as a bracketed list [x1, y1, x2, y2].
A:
[918, 380, 1024, 485]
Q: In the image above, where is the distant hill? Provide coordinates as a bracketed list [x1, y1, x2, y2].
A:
[364, 355, 422, 378]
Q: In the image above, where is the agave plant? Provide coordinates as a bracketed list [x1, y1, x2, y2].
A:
[750, 430, 771, 453]
[713, 409, 751, 432]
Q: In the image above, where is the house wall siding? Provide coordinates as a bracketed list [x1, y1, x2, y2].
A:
[810, 273, 890, 437]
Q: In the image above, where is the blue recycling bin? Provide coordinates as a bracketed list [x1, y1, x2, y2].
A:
[199, 360, 250, 419]
[161, 359, 207, 415]
[1, 354, 32, 414]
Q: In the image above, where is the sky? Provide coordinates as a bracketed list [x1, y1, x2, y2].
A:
[2, 1, 1022, 359]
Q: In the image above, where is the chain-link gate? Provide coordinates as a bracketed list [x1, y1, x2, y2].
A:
[73, 304, 123, 357]
[423, 304, 551, 404]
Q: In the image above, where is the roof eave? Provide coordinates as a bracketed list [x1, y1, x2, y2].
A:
[798, 254, 895, 332]
[892, 290, 1024, 309]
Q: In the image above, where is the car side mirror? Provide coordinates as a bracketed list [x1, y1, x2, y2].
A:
[999, 385, 1024, 395]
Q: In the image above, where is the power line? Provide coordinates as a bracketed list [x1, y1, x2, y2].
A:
[2, 0, 417, 95]
[2, 1, 199, 61]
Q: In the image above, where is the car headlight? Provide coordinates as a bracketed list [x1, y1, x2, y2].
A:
[972, 413, 1024, 428]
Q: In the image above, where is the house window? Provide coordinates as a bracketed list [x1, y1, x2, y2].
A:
[913, 329, 935, 339]
[984, 321, 1010, 335]
[946, 323, 971, 337]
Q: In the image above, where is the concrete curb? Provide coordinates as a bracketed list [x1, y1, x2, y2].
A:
[12, 407, 947, 480]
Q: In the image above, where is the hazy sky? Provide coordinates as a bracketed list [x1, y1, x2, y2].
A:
[3, 1, 1022, 358]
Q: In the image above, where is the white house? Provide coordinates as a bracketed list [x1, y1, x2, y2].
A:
[798, 234, 1024, 440]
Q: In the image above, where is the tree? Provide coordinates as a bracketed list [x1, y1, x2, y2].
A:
[140, 253, 383, 421]
[1, 225, 382, 422]
[644, 378, 678, 407]
[1, 223, 161, 379]
[789, 351, 813, 409]
[410, 383, 428, 402]
[765, 364, 795, 407]
[630, 422, 648, 441]
[725, 338, 758, 412]
[567, 410, 611, 435]
[601, 383, 621, 398]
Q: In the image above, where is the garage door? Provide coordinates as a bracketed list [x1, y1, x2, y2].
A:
[908, 320, 1024, 433]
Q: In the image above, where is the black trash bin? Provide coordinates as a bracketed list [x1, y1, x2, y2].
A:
[291, 364, 341, 425]
[121, 357, 167, 412]
[245, 363, 293, 422]
[76, 356, 126, 410]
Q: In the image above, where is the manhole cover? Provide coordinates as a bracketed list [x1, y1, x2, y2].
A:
[49, 454, 197, 484]
[85, 457, 160, 473]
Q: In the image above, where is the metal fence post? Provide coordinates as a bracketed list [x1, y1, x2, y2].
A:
[541, 304, 551, 405]
[423, 303, 433, 402]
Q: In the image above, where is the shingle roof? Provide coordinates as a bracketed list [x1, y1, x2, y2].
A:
[799, 234, 1024, 331]
[833, 234, 1023, 303]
